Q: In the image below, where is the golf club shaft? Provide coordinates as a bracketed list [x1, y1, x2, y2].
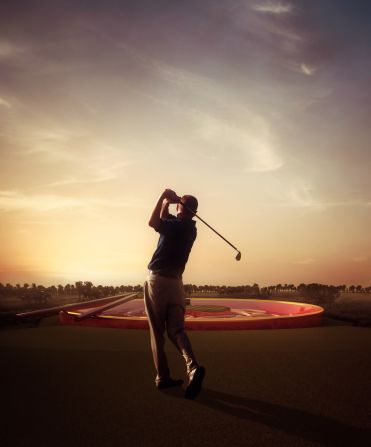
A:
[180, 202, 240, 253]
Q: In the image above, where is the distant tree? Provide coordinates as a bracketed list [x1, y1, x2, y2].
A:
[75, 281, 83, 300]
[80, 282, 93, 300]
[297, 283, 339, 308]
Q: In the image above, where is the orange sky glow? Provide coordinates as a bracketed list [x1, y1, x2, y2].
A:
[1, 0, 370, 287]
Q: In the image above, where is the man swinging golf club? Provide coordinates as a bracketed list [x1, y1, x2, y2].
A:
[144, 188, 205, 399]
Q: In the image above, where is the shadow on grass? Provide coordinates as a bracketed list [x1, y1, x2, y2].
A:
[320, 316, 353, 327]
[164, 387, 369, 446]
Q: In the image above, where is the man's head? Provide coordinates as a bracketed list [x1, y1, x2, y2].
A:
[177, 195, 198, 218]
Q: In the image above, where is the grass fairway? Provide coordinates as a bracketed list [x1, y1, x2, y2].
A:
[1, 317, 371, 447]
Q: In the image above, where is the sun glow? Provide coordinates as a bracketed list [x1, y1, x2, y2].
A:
[1, 1, 370, 286]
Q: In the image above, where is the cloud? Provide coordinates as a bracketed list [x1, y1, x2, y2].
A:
[0, 190, 145, 213]
[0, 40, 24, 58]
[20, 128, 81, 162]
[132, 57, 285, 172]
[222, 0, 300, 52]
[269, 181, 371, 211]
[114, 46, 286, 172]
[289, 183, 320, 208]
[193, 110, 284, 172]
[16, 124, 139, 171]
[252, 2, 293, 15]
[285, 62, 317, 76]
[265, 24, 303, 43]
[0, 190, 84, 212]
[300, 63, 316, 76]
[352, 256, 368, 263]
[0, 97, 12, 108]
[39, 160, 135, 188]
[265, 180, 371, 210]
[294, 258, 316, 265]
[1, 111, 139, 192]
[263, 179, 324, 210]
[214, 0, 327, 83]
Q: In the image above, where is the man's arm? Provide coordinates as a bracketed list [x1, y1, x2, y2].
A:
[160, 198, 171, 220]
[148, 189, 180, 230]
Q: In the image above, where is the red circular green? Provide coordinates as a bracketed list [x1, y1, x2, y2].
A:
[59, 298, 323, 330]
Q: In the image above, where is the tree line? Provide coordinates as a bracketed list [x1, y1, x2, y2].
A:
[0, 281, 143, 305]
[183, 283, 371, 295]
[1, 281, 370, 306]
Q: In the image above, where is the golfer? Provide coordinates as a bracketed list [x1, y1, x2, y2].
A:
[144, 188, 205, 399]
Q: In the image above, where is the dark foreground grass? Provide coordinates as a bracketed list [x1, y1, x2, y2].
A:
[1, 317, 371, 447]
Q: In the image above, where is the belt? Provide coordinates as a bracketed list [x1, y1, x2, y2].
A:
[149, 270, 182, 280]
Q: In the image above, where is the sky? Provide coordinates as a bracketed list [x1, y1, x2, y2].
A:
[0, 0, 370, 287]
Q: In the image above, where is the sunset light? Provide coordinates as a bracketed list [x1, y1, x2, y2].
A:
[1, 0, 370, 287]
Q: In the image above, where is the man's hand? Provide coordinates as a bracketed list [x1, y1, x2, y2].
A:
[148, 189, 180, 229]
[163, 189, 181, 204]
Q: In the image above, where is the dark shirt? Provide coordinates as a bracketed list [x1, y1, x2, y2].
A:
[148, 214, 197, 278]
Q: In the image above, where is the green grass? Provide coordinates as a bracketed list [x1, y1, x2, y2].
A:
[1, 317, 371, 447]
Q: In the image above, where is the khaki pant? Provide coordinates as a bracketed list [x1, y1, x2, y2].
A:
[144, 273, 198, 384]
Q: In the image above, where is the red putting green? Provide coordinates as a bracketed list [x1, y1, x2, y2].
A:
[59, 298, 324, 330]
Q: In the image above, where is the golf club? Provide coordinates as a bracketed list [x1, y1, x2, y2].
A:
[178, 200, 241, 261]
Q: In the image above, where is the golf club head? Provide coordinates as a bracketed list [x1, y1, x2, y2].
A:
[235, 251, 241, 261]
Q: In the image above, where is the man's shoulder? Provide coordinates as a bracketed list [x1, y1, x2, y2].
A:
[156, 215, 177, 233]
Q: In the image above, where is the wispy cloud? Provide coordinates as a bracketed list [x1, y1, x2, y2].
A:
[218, 1, 321, 80]
[265, 183, 371, 210]
[265, 24, 302, 43]
[286, 62, 317, 76]
[0, 190, 145, 213]
[0, 39, 25, 58]
[294, 258, 316, 265]
[39, 160, 135, 188]
[289, 183, 320, 208]
[17, 126, 138, 172]
[0, 97, 12, 108]
[272, 181, 370, 210]
[192, 110, 284, 172]
[300, 63, 316, 76]
[124, 54, 285, 172]
[352, 256, 368, 263]
[219, 1, 299, 51]
[252, 2, 293, 15]
[20, 128, 81, 162]
[0, 190, 84, 212]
